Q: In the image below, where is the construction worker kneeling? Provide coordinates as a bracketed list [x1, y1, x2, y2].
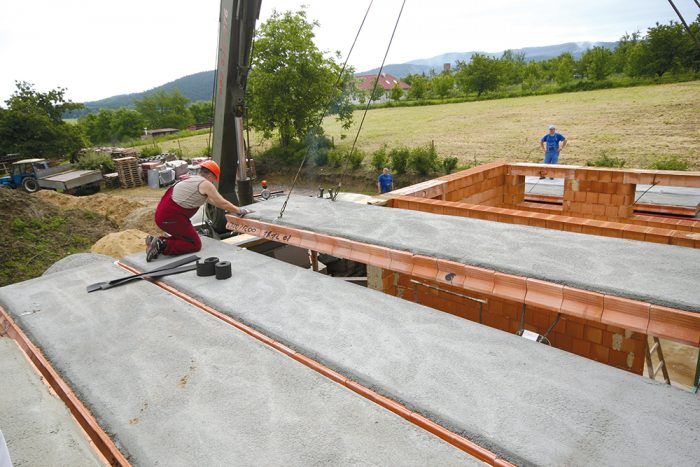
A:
[146, 161, 250, 261]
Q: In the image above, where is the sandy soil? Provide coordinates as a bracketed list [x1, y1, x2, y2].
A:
[91, 229, 150, 259]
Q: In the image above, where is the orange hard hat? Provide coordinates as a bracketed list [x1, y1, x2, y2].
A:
[199, 160, 220, 181]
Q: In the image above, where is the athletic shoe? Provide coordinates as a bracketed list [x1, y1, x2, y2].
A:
[146, 237, 165, 262]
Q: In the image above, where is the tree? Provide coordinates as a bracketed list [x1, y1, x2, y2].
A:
[522, 61, 544, 90]
[389, 83, 404, 101]
[134, 90, 193, 129]
[613, 31, 641, 73]
[370, 83, 386, 101]
[188, 101, 213, 125]
[454, 54, 502, 96]
[78, 108, 144, 144]
[0, 81, 86, 158]
[500, 49, 526, 85]
[247, 9, 353, 147]
[111, 108, 145, 141]
[555, 53, 575, 86]
[407, 75, 429, 99]
[581, 46, 615, 81]
[431, 72, 454, 98]
[639, 20, 699, 76]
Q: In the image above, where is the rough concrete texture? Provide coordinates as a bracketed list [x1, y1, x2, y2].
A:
[0, 337, 102, 467]
[43, 252, 113, 276]
[123, 239, 700, 466]
[243, 196, 700, 311]
[0, 256, 476, 466]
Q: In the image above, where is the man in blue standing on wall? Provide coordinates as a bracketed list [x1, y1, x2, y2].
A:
[377, 167, 394, 194]
[539, 124, 567, 179]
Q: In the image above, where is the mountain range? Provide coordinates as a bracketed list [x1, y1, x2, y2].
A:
[73, 41, 616, 116]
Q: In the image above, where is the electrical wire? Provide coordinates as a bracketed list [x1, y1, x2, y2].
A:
[338, 0, 407, 193]
[277, 0, 375, 219]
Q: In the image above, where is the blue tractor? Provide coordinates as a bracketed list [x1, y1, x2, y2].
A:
[0, 158, 47, 192]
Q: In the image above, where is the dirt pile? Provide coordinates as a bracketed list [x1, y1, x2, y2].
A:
[91, 229, 150, 259]
[122, 206, 160, 235]
[32, 190, 160, 234]
[0, 188, 117, 286]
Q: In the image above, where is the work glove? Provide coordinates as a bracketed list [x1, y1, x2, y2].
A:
[237, 208, 253, 218]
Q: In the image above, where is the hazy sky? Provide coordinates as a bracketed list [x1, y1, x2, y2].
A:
[0, 0, 696, 103]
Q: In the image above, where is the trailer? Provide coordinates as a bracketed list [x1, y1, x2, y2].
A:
[0, 159, 103, 194]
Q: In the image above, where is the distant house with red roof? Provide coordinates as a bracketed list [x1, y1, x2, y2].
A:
[353, 73, 410, 103]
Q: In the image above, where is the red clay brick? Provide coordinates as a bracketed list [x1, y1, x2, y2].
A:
[648, 305, 700, 347]
[572, 338, 591, 356]
[565, 318, 585, 340]
[602, 296, 650, 334]
[492, 273, 527, 303]
[463, 265, 495, 295]
[584, 326, 604, 345]
[561, 287, 604, 321]
[590, 343, 610, 363]
[524, 279, 563, 312]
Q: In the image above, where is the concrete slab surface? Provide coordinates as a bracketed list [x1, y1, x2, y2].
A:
[242, 196, 700, 312]
[0, 257, 476, 466]
[123, 239, 700, 466]
[0, 337, 102, 467]
[524, 176, 700, 208]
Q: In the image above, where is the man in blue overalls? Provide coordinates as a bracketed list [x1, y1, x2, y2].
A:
[539, 124, 567, 179]
[377, 167, 394, 194]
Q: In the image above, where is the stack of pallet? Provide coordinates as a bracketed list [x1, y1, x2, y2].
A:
[103, 173, 120, 189]
[113, 157, 143, 188]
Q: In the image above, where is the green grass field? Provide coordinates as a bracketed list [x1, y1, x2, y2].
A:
[157, 81, 700, 170]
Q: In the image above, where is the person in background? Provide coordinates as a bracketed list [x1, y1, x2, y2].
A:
[146, 160, 251, 261]
[539, 124, 567, 179]
[377, 167, 394, 194]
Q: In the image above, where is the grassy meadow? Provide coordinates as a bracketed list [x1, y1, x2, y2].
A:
[156, 81, 700, 170]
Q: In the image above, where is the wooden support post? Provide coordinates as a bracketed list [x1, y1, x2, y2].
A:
[310, 250, 319, 272]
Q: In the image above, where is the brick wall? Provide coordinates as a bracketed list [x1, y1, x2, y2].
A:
[389, 196, 700, 248]
[372, 267, 646, 374]
[562, 179, 635, 220]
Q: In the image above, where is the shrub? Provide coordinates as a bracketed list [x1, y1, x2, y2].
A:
[139, 145, 162, 158]
[389, 146, 410, 174]
[327, 148, 345, 168]
[408, 143, 439, 175]
[313, 147, 330, 166]
[647, 155, 689, 171]
[586, 152, 626, 168]
[259, 141, 306, 166]
[442, 156, 459, 174]
[199, 145, 212, 157]
[371, 145, 389, 170]
[346, 149, 365, 170]
[76, 152, 114, 173]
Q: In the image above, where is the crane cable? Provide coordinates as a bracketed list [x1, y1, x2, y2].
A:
[278, 0, 375, 219]
[337, 0, 407, 194]
[666, 0, 700, 51]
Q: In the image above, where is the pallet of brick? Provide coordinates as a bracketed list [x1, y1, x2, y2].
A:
[113, 157, 143, 188]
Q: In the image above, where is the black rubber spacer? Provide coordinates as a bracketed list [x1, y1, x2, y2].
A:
[215, 261, 232, 280]
[196, 257, 219, 277]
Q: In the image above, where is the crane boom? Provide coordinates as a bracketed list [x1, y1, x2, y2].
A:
[208, 0, 262, 232]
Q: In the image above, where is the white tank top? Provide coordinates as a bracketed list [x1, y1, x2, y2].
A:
[171, 175, 208, 209]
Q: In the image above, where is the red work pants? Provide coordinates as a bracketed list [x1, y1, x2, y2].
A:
[154, 186, 202, 256]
